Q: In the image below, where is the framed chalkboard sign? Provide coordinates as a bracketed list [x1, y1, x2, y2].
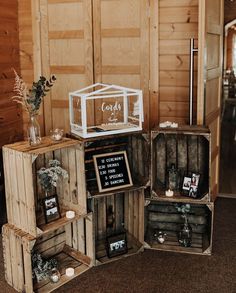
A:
[93, 151, 133, 192]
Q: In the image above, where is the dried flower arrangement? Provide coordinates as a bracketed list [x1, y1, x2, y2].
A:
[12, 69, 56, 115]
[38, 159, 68, 193]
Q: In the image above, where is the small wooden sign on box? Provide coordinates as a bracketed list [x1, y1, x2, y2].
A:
[93, 151, 133, 192]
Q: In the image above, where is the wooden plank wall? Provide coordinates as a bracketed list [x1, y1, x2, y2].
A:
[17, 0, 200, 133]
[158, 0, 198, 125]
[0, 0, 23, 147]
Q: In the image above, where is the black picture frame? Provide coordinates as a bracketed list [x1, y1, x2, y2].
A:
[182, 173, 201, 198]
[188, 173, 200, 198]
[42, 194, 61, 224]
[106, 232, 128, 258]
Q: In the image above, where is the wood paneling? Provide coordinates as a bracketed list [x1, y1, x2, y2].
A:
[93, 0, 150, 130]
[158, 0, 198, 124]
[39, 0, 94, 134]
[0, 0, 23, 147]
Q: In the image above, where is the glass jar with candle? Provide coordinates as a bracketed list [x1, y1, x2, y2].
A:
[49, 268, 61, 283]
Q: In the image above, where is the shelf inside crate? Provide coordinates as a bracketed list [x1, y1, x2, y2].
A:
[145, 231, 210, 255]
[37, 211, 87, 236]
[34, 245, 91, 293]
[151, 188, 209, 204]
[96, 232, 143, 264]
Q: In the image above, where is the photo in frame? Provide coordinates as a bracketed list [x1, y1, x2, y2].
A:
[106, 232, 128, 258]
[188, 173, 200, 198]
[182, 173, 200, 198]
[42, 194, 61, 224]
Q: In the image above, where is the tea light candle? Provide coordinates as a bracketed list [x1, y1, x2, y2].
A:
[165, 189, 174, 197]
[66, 210, 75, 219]
[171, 122, 178, 128]
[66, 267, 74, 277]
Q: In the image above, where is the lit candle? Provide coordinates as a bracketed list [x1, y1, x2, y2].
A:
[66, 210, 75, 219]
[66, 267, 74, 277]
[165, 189, 174, 197]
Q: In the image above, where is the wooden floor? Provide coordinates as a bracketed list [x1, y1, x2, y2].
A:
[219, 94, 236, 194]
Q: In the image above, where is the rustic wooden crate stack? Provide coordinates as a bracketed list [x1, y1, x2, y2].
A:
[74, 132, 149, 265]
[144, 126, 214, 255]
[2, 127, 215, 292]
[2, 137, 93, 292]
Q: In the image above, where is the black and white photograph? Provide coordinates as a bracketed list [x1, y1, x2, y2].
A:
[43, 195, 60, 223]
[182, 176, 192, 191]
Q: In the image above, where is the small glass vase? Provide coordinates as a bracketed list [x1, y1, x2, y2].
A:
[27, 114, 41, 146]
[178, 216, 192, 247]
[48, 268, 61, 283]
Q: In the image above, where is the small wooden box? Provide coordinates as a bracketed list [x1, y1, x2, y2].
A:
[71, 132, 150, 197]
[144, 200, 214, 255]
[151, 126, 211, 202]
[2, 137, 87, 237]
[2, 214, 94, 293]
[69, 83, 143, 138]
[90, 188, 145, 265]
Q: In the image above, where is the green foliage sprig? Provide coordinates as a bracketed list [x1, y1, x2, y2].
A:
[38, 159, 68, 192]
[12, 69, 56, 115]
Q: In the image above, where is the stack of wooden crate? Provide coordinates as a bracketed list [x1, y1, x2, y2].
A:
[2, 127, 215, 292]
[2, 137, 94, 292]
[144, 126, 214, 255]
[76, 132, 150, 265]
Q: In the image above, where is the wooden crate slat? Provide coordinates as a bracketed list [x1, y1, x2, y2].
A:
[65, 222, 73, 247]
[115, 193, 124, 231]
[68, 147, 77, 205]
[61, 148, 70, 204]
[72, 221, 78, 249]
[15, 232, 25, 292]
[77, 218, 85, 254]
[23, 152, 37, 236]
[9, 149, 21, 229]
[138, 189, 145, 243]
[2, 148, 13, 225]
[2, 225, 12, 286]
[63, 244, 91, 266]
[15, 151, 29, 233]
[85, 214, 95, 262]
[5, 137, 79, 153]
[75, 144, 87, 214]
[133, 193, 139, 239]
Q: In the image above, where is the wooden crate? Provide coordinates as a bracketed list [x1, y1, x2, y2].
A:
[71, 132, 150, 197]
[2, 137, 87, 237]
[2, 214, 94, 293]
[90, 188, 145, 265]
[144, 200, 214, 255]
[151, 126, 211, 203]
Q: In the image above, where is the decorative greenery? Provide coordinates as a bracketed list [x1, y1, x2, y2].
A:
[175, 203, 191, 223]
[32, 252, 58, 282]
[38, 159, 68, 192]
[12, 69, 56, 115]
[175, 203, 191, 214]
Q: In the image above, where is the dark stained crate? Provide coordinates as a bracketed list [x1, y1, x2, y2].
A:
[70, 132, 150, 197]
[90, 188, 145, 265]
[151, 126, 211, 203]
[144, 200, 214, 255]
